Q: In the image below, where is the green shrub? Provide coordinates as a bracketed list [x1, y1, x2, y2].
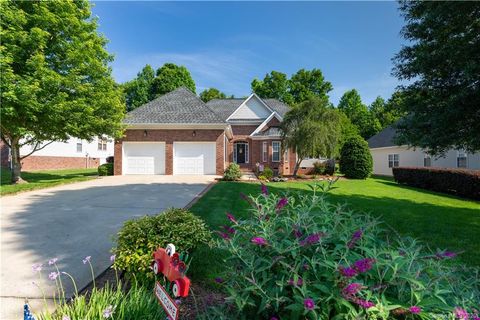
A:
[98, 163, 113, 176]
[262, 166, 274, 180]
[312, 161, 325, 175]
[324, 158, 336, 176]
[223, 163, 242, 181]
[207, 182, 479, 319]
[112, 208, 212, 282]
[339, 136, 372, 179]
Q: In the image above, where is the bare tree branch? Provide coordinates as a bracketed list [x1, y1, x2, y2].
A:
[20, 141, 54, 160]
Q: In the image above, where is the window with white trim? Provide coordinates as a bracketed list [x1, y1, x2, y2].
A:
[388, 154, 399, 168]
[272, 141, 280, 162]
[76, 142, 82, 153]
[262, 141, 267, 162]
[423, 153, 431, 167]
[457, 151, 467, 168]
[98, 137, 107, 151]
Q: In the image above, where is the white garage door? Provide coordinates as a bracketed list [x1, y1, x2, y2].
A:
[123, 142, 165, 175]
[173, 142, 216, 175]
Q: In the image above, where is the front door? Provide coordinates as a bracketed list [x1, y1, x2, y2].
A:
[236, 143, 246, 164]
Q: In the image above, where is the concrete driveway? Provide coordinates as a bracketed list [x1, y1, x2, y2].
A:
[0, 175, 216, 319]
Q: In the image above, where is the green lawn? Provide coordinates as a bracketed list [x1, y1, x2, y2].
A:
[0, 168, 98, 196]
[188, 176, 480, 281]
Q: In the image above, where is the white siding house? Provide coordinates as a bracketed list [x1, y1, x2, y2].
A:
[368, 126, 480, 176]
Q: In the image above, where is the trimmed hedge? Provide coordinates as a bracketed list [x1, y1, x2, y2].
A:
[98, 163, 114, 176]
[393, 167, 480, 200]
[339, 136, 372, 179]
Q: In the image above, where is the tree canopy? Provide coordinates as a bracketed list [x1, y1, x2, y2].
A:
[393, 1, 480, 154]
[281, 96, 342, 176]
[0, 0, 124, 183]
[251, 68, 332, 105]
[124, 64, 155, 111]
[199, 88, 227, 102]
[151, 63, 196, 98]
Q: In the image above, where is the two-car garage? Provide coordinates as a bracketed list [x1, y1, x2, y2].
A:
[122, 141, 216, 175]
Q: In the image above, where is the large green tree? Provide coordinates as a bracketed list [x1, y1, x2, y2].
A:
[0, 0, 124, 183]
[281, 96, 342, 176]
[151, 63, 196, 97]
[337, 89, 381, 139]
[124, 64, 155, 111]
[199, 88, 227, 102]
[251, 71, 293, 104]
[393, 1, 480, 154]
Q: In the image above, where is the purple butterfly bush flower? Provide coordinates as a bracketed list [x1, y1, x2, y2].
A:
[214, 277, 224, 284]
[354, 258, 375, 273]
[342, 283, 362, 296]
[276, 198, 288, 211]
[409, 306, 422, 314]
[217, 231, 231, 240]
[261, 184, 269, 195]
[32, 263, 43, 273]
[251, 237, 268, 246]
[436, 251, 457, 259]
[288, 277, 303, 286]
[339, 266, 358, 278]
[226, 212, 237, 224]
[347, 229, 363, 248]
[48, 258, 58, 265]
[48, 271, 60, 281]
[223, 225, 235, 234]
[299, 232, 325, 246]
[103, 305, 114, 318]
[454, 307, 469, 320]
[304, 298, 315, 310]
[353, 298, 375, 309]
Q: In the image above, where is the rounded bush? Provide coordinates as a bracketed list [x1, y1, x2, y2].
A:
[112, 208, 212, 282]
[339, 136, 372, 179]
[262, 166, 274, 180]
[223, 163, 242, 181]
[312, 161, 325, 175]
[98, 163, 113, 176]
[325, 158, 336, 176]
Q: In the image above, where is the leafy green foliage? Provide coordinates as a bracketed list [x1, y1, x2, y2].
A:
[312, 161, 325, 175]
[369, 94, 404, 129]
[207, 183, 480, 319]
[324, 159, 336, 176]
[393, 1, 480, 154]
[151, 63, 196, 97]
[223, 163, 242, 181]
[98, 163, 113, 176]
[251, 68, 332, 104]
[200, 87, 227, 102]
[339, 136, 372, 179]
[260, 166, 274, 180]
[282, 97, 342, 176]
[0, 0, 124, 183]
[123, 65, 155, 111]
[112, 208, 212, 282]
[38, 282, 165, 320]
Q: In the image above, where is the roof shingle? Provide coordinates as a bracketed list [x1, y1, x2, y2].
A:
[367, 126, 397, 148]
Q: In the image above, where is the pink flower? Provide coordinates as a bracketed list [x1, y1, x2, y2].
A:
[261, 184, 269, 195]
[251, 237, 268, 246]
[276, 198, 288, 211]
[304, 298, 315, 310]
[82, 256, 91, 264]
[342, 283, 362, 296]
[339, 266, 357, 278]
[226, 212, 237, 224]
[454, 307, 469, 320]
[409, 306, 422, 314]
[32, 263, 43, 273]
[48, 258, 58, 265]
[48, 272, 60, 281]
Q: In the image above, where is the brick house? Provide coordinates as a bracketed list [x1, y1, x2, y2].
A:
[114, 87, 296, 176]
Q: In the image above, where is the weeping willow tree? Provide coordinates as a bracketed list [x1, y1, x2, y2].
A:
[281, 97, 342, 177]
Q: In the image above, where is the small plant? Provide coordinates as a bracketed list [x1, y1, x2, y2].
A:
[112, 208, 212, 283]
[312, 161, 325, 175]
[223, 163, 242, 181]
[339, 136, 372, 179]
[208, 183, 479, 319]
[262, 166, 274, 180]
[98, 163, 113, 176]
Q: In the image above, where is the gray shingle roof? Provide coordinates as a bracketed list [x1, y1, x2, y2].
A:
[124, 87, 225, 124]
[206, 96, 290, 121]
[367, 126, 397, 148]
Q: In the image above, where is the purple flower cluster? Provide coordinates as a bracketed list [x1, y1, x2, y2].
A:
[355, 298, 375, 309]
[436, 251, 457, 259]
[347, 229, 363, 248]
[48, 271, 60, 281]
[261, 184, 269, 196]
[251, 237, 268, 246]
[217, 231, 231, 240]
[287, 277, 303, 287]
[455, 307, 469, 320]
[299, 232, 325, 246]
[409, 306, 422, 314]
[342, 282, 362, 296]
[339, 258, 375, 278]
[276, 198, 288, 211]
[304, 298, 315, 310]
[226, 212, 237, 224]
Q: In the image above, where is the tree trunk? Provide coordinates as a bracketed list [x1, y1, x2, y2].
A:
[293, 159, 302, 177]
[10, 139, 25, 184]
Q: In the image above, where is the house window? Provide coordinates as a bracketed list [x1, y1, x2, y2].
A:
[76, 142, 82, 153]
[98, 137, 107, 151]
[272, 141, 280, 162]
[457, 151, 467, 168]
[388, 154, 399, 168]
[262, 142, 267, 162]
[424, 153, 431, 167]
[233, 142, 249, 164]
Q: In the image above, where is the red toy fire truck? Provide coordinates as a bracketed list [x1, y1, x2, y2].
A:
[152, 244, 191, 298]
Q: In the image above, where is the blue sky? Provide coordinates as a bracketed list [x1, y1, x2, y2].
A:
[92, 1, 406, 105]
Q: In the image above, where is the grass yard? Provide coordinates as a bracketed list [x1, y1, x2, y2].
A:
[188, 176, 480, 282]
[0, 168, 98, 196]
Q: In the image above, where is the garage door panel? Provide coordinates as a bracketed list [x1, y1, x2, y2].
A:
[173, 142, 215, 175]
[123, 142, 165, 175]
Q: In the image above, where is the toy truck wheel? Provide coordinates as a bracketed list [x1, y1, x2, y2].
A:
[153, 260, 162, 275]
[172, 280, 181, 298]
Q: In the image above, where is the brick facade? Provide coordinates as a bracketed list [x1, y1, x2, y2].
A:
[114, 129, 225, 175]
[21, 155, 99, 171]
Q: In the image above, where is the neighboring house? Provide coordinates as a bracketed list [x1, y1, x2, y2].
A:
[0, 137, 113, 171]
[368, 126, 480, 176]
[114, 87, 296, 176]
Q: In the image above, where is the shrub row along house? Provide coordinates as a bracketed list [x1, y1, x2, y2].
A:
[368, 126, 480, 176]
[114, 87, 295, 176]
